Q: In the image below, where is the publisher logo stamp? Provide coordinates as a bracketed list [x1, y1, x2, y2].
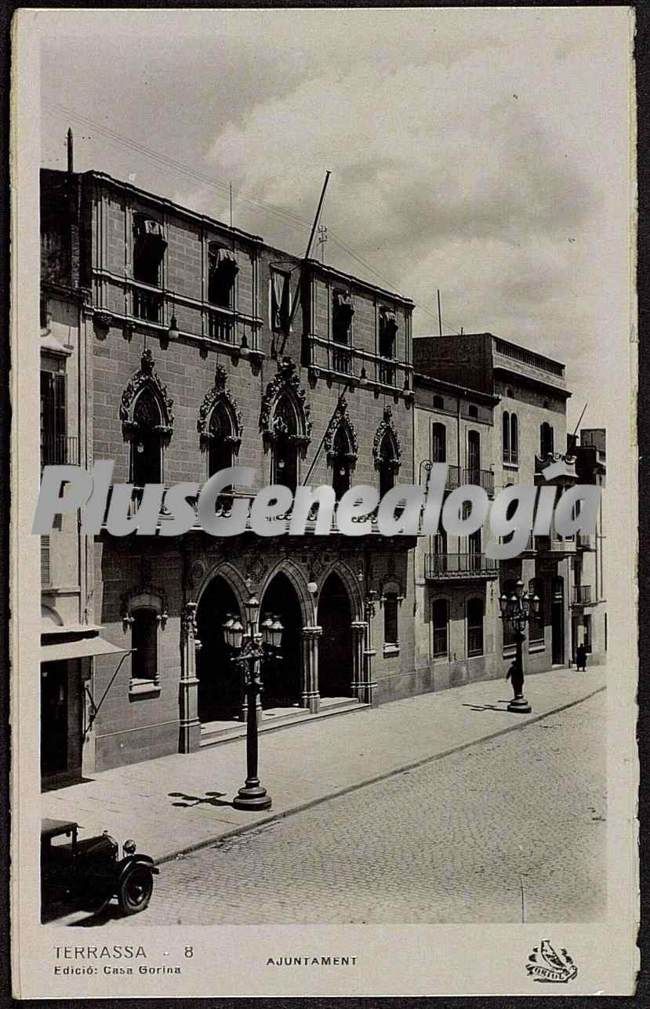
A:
[526, 940, 578, 983]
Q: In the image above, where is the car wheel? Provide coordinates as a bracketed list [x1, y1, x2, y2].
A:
[117, 865, 154, 915]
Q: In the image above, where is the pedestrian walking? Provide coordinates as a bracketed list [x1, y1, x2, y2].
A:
[576, 643, 587, 671]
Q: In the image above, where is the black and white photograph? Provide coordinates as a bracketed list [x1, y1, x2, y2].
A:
[9, 5, 637, 998]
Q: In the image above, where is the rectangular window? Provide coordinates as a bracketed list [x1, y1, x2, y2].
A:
[271, 270, 292, 332]
[432, 599, 448, 658]
[467, 598, 484, 657]
[209, 245, 239, 309]
[40, 368, 67, 467]
[384, 593, 399, 647]
[133, 215, 166, 287]
[131, 609, 159, 683]
[332, 290, 354, 344]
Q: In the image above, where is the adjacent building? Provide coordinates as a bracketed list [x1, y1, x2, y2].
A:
[414, 333, 585, 686]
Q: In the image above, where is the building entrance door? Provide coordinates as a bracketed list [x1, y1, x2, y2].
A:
[41, 662, 69, 778]
[260, 572, 302, 708]
[196, 576, 243, 722]
[551, 576, 565, 665]
[318, 572, 353, 698]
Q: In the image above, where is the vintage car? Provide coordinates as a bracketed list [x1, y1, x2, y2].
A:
[41, 818, 159, 918]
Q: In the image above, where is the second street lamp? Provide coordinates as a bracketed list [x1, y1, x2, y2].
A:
[223, 598, 283, 811]
[498, 579, 540, 714]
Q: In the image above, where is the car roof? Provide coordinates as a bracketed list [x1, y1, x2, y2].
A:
[41, 818, 78, 839]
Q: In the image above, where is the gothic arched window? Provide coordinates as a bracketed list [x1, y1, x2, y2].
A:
[260, 359, 312, 494]
[331, 424, 353, 500]
[272, 394, 300, 491]
[131, 388, 163, 487]
[377, 430, 399, 497]
[208, 402, 236, 478]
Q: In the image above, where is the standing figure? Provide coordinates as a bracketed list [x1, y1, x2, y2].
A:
[576, 643, 587, 671]
[506, 658, 524, 700]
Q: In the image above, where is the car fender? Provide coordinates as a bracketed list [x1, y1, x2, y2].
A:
[116, 854, 160, 882]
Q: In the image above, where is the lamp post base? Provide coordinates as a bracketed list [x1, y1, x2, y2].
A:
[233, 784, 272, 811]
[507, 695, 532, 714]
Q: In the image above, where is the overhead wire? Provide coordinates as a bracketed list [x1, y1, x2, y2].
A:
[43, 100, 462, 332]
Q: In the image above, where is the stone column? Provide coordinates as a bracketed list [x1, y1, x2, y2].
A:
[179, 602, 201, 753]
[350, 620, 368, 701]
[301, 625, 322, 713]
[360, 596, 379, 706]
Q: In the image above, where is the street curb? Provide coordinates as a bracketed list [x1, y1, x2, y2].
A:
[154, 682, 606, 866]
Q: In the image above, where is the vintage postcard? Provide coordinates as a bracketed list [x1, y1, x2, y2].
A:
[10, 5, 638, 998]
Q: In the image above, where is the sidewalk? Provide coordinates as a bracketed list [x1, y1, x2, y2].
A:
[42, 665, 606, 864]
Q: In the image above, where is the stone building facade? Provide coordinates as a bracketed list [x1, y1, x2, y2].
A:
[41, 168, 417, 777]
[39, 170, 606, 786]
[413, 333, 583, 687]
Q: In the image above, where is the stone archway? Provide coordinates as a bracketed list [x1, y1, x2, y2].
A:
[260, 571, 303, 709]
[318, 572, 354, 698]
[195, 574, 243, 722]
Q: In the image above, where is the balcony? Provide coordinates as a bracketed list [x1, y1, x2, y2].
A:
[331, 344, 353, 376]
[378, 358, 397, 387]
[41, 435, 79, 468]
[572, 585, 593, 606]
[208, 310, 235, 344]
[133, 287, 163, 323]
[424, 552, 499, 580]
[576, 531, 595, 550]
[535, 533, 576, 557]
[444, 465, 494, 496]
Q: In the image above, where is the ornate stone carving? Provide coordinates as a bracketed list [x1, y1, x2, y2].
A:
[244, 554, 269, 584]
[323, 396, 359, 465]
[181, 601, 198, 642]
[196, 363, 243, 450]
[120, 347, 174, 440]
[373, 406, 402, 472]
[259, 357, 312, 447]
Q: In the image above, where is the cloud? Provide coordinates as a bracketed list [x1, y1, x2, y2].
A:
[39, 7, 631, 429]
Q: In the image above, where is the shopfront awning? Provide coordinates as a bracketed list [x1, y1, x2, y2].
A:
[41, 636, 127, 663]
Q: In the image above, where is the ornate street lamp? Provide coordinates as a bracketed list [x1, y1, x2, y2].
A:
[223, 598, 283, 811]
[498, 579, 540, 714]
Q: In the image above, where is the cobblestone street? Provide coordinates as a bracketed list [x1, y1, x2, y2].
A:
[101, 691, 605, 925]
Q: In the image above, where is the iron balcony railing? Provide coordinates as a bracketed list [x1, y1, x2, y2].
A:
[208, 310, 235, 343]
[331, 344, 353, 375]
[572, 585, 592, 606]
[576, 531, 594, 550]
[41, 435, 79, 468]
[444, 465, 494, 496]
[424, 552, 499, 579]
[133, 287, 163, 323]
[378, 357, 397, 387]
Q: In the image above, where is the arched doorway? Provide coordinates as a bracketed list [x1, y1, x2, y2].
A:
[260, 572, 302, 708]
[318, 572, 353, 698]
[196, 575, 243, 722]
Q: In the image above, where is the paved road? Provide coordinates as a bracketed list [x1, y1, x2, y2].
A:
[91, 692, 607, 925]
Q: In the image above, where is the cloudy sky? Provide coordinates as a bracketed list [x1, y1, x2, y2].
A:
[39, 7, 633, 431]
